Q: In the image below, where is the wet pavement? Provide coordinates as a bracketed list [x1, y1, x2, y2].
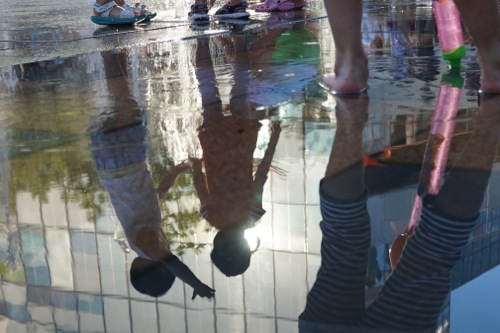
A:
[1, 0, 500, 332]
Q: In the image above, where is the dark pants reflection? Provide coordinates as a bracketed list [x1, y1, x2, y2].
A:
[299, 95, 500, 332]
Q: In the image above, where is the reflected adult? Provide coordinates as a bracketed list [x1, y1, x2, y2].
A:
[190, 35, 281, 277]
[88, 49, 214, 299]
[322, 0, 500, 94]
[299, 93, 500, 332]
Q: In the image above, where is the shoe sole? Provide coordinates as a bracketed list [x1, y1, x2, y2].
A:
[90, 14, 147, 25]
[189, 13, 209, 22]
[214, 12, 250, 19]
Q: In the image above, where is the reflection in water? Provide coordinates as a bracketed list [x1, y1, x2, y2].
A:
[191, 33, 282, 277]
[299, 92, 500, 332]
[2, 2, 500, 331]
[390, 70, 464, 268]
[88, 49, 214, 299]
[246, 11, 320, 109]
[0, 126, 19, 274]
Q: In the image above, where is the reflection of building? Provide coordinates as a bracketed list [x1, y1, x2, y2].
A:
[0, 106, 313, 332]
[2, 105, 499, 333]
[438, 176, 500, 333]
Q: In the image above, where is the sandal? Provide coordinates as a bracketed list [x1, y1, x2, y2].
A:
[91, 1, 146, 25]
[214, 2, 250, 20]
[267, 11, 296, 28]
[253, 0, 305, 12]
[188, 3, 209, 22]
[125, 3, 157, 22]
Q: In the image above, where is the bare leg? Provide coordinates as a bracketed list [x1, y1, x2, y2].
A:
[454, 0, 500, 93]
[322, 95, 368, 200]
[322, 0, 368, 94]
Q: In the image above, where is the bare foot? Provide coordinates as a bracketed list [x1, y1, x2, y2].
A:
[322, 52, 368, 94]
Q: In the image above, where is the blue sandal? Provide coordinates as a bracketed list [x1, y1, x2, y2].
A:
[91, 1, 146, 25]
[214, 2, 250, 19]
[188, 3, 210, 22]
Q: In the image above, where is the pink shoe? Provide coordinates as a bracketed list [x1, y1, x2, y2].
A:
[253, 0, 305, 12]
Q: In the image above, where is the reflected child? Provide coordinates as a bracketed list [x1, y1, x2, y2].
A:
[89, 49, 214, 299]
[191, 35, 282, 277]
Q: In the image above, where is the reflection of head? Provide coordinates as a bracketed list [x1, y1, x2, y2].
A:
[130, 257, 175, 297]
[211, 230, 251, 277]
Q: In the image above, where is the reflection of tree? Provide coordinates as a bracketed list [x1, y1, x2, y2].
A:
[5, 125, 205, 256]
[148, 134, 207, 257]
[9, 141, 105, 222]
[161, 208, 208, 257]
[61, 164, 107, 222]
[6, 139, 202, 257]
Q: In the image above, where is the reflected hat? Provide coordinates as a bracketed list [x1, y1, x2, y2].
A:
[211, 230, 251, 277]
[130, 257, 175, 297]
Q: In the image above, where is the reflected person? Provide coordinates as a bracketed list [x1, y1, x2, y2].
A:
[299, 93, 500, 332]
[191, 35, 281, 277]
[88, 49, 215, 299]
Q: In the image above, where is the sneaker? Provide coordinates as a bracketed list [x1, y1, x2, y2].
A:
[188, 3, 209, 22]
[214, 1, 250, 20]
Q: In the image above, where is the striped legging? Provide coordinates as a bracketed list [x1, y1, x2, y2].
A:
[299, 188, 478, 332]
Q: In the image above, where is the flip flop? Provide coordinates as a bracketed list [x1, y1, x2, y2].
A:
[91, 1, 147, 25]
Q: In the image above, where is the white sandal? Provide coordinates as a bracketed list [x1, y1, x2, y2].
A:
[91, 1, 146, 25]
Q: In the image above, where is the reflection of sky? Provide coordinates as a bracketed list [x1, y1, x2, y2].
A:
[451, 265, 500, 332]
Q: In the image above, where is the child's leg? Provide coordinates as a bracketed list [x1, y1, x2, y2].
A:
[299, 96, 370, 326]
[322, 0, 368, 94]
[454, 0, 500, 93]
[195, 38, 223, 117]
[228, 33, 252, 118]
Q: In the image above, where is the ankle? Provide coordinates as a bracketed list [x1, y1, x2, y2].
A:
[334, 49, 367, 72]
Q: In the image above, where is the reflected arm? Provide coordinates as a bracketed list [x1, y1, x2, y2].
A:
[157, 162, 191, 200]
[253, 122, 281, 199]
[164, 256, 215, 299]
